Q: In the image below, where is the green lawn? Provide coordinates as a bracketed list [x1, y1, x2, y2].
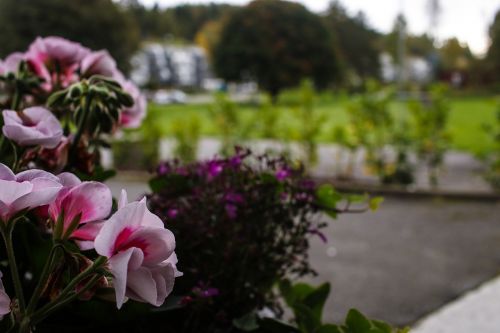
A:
[143, 95, 498, 156]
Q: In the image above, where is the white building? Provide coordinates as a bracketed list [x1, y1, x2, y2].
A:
[130, 43, 210, 88]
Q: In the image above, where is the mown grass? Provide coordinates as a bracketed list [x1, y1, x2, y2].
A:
[144, 94, 498, 156]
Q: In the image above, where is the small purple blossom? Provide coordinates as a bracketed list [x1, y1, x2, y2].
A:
[167, 208, 179, 219]
[295, 192, 312, 202]
[225, 204, 238, 219]
[229, 155, 242, 168]
[299, 179, 315, 190]
[308, 228, 328, 243]
[224, 192, 244, 204]
[192, 282, 220, 299]
[206, 160, 224, 178]
[157, 163, 169, 176]
[275, 168, 291, 181]
[199, 287, 219, 298]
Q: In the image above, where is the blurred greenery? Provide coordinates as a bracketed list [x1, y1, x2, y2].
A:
[145, 94, 497, 156]
[0, 0, 140, 72]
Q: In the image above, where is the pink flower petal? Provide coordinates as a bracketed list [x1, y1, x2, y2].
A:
[95, 201, 147, 257]
[124, 228, 175, 266]
[72, 221, 104, 241]
[0, 180, 33, 206]
[125, 267, 157, 306]
[16, 169, 59, 183]
[2, 107, 63, 148]
[11, 178, 61, 213]
[81, 50, 119, 77]
[56, 172, 81, 187]
[50, 182, 112, 232]
[108, 247, 144, 309]
[0, 164, 15, 181]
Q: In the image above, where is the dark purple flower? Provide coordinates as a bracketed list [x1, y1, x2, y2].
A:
[206, 160, 224, 178]
[225, 204, 238, 219]
[308, 228, 328, 243]
[224, 192, 244, 204]
[229, 155, 242, 168]
[299, 179, 315, 190]
[275, 168, 291, 181]
[295, 192, 312, 202]
[200, 287, 219, 298]
[192, 282, 220, 299]
[167, 208, 178, 219]
[157, 163, 169, 176]
[280, 192, 290, 203]
[175, 166, 189, 176]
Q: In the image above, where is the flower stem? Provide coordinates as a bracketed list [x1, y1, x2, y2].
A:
[10, 86, 21, 111]
[0, 224, 26, 312]
[31, 273, 102, 325]
[30, 256, 106, 324]
[25, 244, 62, 315]
[71, 91, 92, 155]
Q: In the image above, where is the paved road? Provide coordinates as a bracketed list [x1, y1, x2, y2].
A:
[308, 196, 500, 326]
[107, 180, 500, 327]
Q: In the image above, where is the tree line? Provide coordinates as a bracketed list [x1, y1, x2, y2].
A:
[0, 0, 499, 95]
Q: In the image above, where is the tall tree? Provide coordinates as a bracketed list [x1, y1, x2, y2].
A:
[0, 0, 140, 72]
[438, 38, 473, 73]
[213, 0, 340, 98]
[167, 4, 237, 41]
[323, 1, 381, 80]
[484, 10, 500, 82]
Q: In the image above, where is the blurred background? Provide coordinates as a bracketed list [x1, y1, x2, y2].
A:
[1, 0, 499, 330]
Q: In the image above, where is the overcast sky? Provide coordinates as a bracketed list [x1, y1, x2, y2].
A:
[138, 0, 500, 56]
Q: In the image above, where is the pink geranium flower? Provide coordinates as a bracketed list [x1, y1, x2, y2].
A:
[94, 190, 180, 309]
[26, 36, 90, 89]
[0, 52, 24, 75]
[0, 271, 10, 320]
[48, 176, 112, 247]
[118, 81, 147, 129]
[0, 164, 62, 222]
[81, 50, 121, 78]
[2, 107, 63, 149]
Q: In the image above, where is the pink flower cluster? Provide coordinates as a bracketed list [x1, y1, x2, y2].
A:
[0, 163, 179, 315]
[0, 36, 146, 129]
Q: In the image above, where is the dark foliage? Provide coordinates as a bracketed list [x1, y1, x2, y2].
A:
[213, 0, 340, 97]
[323, 1, 381, 81]
[0, 0, 140, 72]
[147, 148, 329, 332]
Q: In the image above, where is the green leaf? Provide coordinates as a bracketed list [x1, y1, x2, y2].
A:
[279, 280, 316, 307]
[302, 282, 331, 322]
[371, 320, 393, 333]
[368, 197, 384, 211]
[233, 312, 260, 331]
[294, 303, 321, 333]
[292, 283, 316, 302]
[316, 324, 344, 333]
[257, 318, 300, 333]
[316, 184, 343, 218]
[316, 184, 343, 207]
[345, 309, 372, 333]
[148, 177, 168, 193]
[346, 194, 368, 204]
[279, 279, 295, 307]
